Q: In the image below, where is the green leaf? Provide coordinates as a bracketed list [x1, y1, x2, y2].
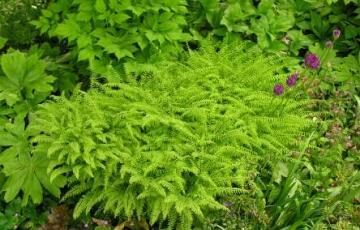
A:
[257, 0, 274, 14]
[0, 149, 64, 205]
[95, 0, 107, 13]
[78, 48, 97, 61]
[0, 132, 18, 146]
[111, 13, 130, 24]
[54, 19, 81, 41]
[0, 37, 7, 49]
[0, 118, 63, 205]
[0, 92, 20, 106]
[41, 9, 53, 18]
[77, 35, 92, 49]
[273, 161, 289, 184]
[1, 51, 27, 86]
[0, 51, 54, 107]
[287, 30, 314, 54]
[3, 170, 26, 203]
[221, 2, 255, 32]
[22, 172, 43, 205]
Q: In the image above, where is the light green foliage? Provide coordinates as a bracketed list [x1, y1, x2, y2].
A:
[0, 50, 64, 206]
[0, 117, 65, 206]
[30, 41, 313, 229]
[0, 51, 55, 114]
[32, 0, 191, 64]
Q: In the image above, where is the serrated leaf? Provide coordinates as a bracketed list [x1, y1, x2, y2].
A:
[95, 0, 107, 13]
[1, 51, 27, 86]
[54, 19, 81, 41]
[78, 48, 96, 61]
[112, 13, 130, 24]
[22, 172, 43, 205]
[41, 9, 53, 18]
[0, 132, 18, 146]
[3, 170, 26, 203]
[77, 35, 92, 49]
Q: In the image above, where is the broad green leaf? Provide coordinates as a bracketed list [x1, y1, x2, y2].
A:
[54, 19, 81, 41]
[0, 132, 18, 146]
[78, 48, 97, 61]
[1, 92, 20, 106]
[199, 0, 218, 10]
[77, 35, 92, 49]
[221, 2, 255, 32]
[0, 37, 7, 49]
[95, 0, 107, 13]
[1, 149, 64, 205]
[287, 30, 314, 54]
[41, 9, 53, 18]
[273, 161, 289, 184]
[1, 51, 27, 86]
[111, 13, 130, 24]
[3, 170, 26, 203]
[257, 0, 274, 14]
[22, 172, 43, 205]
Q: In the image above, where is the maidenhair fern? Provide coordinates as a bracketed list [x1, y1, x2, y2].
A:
[30, 41, 314, 229]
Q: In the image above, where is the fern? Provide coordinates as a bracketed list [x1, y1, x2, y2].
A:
[30, 40, 314, 228]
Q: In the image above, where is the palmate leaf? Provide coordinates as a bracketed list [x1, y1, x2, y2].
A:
[0, 119, 65, 206]
[0, 51, 55, 107]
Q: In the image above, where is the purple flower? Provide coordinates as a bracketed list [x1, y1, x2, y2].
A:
[304, 54, 320, 69]
[333, 29, 341, 40]
[325, 40, 333, 49]
[223, 201, 233, 208]
[286, 72, 299, 87]
[274, 84, 284, 96]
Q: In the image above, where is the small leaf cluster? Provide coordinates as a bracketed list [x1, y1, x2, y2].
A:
[29, 40, 313, 229]
[0, 197, 48, 229]
[32, 0, 191, 64]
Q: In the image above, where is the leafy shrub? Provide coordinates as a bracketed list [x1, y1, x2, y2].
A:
[187, 0, 360, 55]
[29, 40, 313, 228]
[32, 0, 191, 66]
[0, 0, 49, 48]
[0, 51, 65, 206]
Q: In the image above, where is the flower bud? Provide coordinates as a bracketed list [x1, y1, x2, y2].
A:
[273, 84, 284, 96]
[325, 40, 333, 48]
[333, 29, 341, 40]
[304, 54, 320, 69]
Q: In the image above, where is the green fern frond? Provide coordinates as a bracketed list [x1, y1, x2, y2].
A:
[30, 39, 314, 229]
